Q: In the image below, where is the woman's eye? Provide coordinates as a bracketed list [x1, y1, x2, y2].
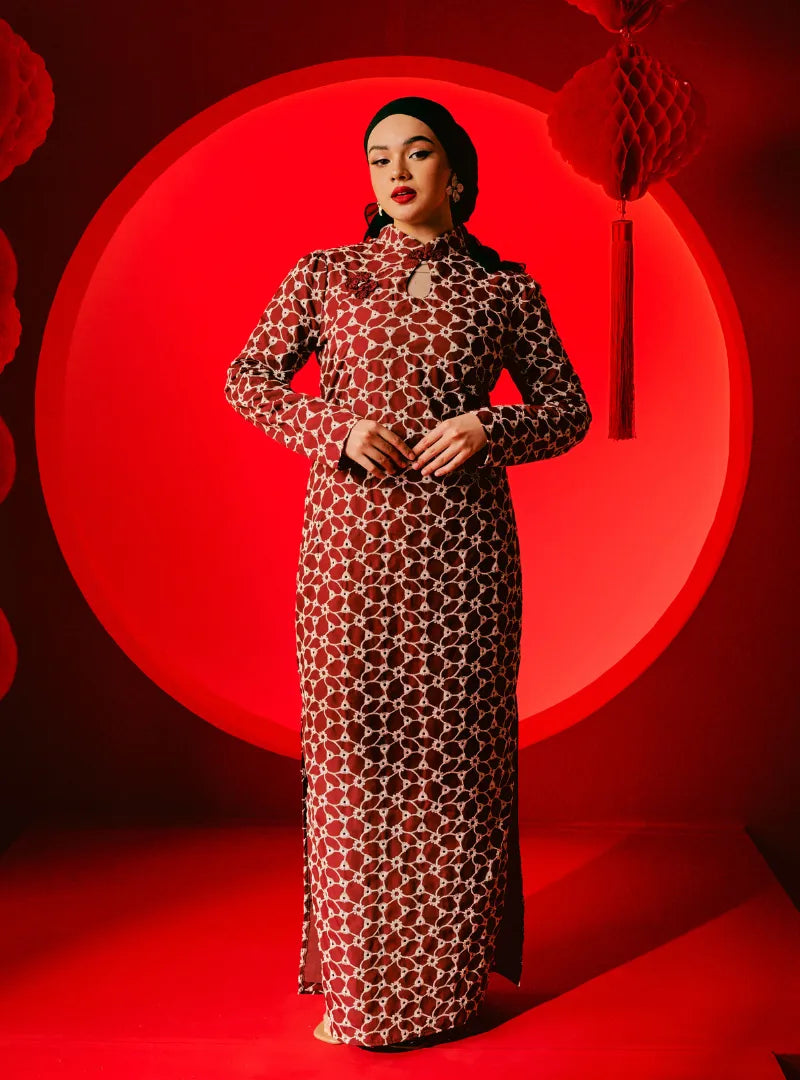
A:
[370, 151, 431, 166]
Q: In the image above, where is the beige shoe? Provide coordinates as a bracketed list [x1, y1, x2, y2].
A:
[313, 1011, 342, 1044]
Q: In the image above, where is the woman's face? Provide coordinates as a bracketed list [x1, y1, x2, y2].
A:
[366, 113, 454, 232]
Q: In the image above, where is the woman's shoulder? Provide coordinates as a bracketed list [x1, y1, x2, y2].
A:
[309, 236, 377, 260]
[283, 240, 381, 284]
[477, 256, 538, 300]
[282, 237, 372, 264]
[500, 265, 540, 292]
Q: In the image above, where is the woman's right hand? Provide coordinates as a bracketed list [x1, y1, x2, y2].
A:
[343, 419, 418, 476]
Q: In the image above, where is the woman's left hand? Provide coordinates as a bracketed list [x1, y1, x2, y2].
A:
[409, 412, 488, 477]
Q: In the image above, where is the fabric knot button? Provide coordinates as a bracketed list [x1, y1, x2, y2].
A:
[344, 270, 379, 299]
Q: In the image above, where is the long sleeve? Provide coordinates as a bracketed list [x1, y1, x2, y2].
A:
[471, 275, 592, 467]
[224, 250, 361, 470]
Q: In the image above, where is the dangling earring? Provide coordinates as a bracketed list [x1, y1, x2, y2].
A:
[448, 174, 464, 203]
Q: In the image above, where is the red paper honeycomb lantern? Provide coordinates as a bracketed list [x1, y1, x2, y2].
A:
[548, 40, 708, 200]
[0, 414, 15, 502]
[0, 605, 17, 702]
[0, 17, 55, 183]
[548, 38, 707, 437]
[0, 229, 20, 375]
[564, 0, 688, 33]
[0, 19, 54, 706]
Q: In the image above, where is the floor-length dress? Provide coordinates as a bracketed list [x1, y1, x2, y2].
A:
[224, 220, 592, 1047]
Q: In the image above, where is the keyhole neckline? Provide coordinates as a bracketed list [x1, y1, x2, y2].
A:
[405, 260, 434, 299]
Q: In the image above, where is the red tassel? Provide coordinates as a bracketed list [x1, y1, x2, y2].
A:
[610, 215, 635, 439]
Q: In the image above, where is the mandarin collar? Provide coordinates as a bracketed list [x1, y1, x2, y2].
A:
[373, 220, 470, 261]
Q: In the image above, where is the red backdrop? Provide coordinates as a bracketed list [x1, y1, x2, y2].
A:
[1, 0, 797, 839]
[35, 65, 748, 758]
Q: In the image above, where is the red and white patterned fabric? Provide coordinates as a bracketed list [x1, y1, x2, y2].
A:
[224, 220, 592, 1047]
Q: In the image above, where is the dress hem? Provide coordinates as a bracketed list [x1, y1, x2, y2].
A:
[332, 997, 485, 1048]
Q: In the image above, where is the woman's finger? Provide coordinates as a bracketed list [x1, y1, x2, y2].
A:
[356, 436, 412, 476]
[419, 445, 463, 476]
[376, 426, 417, 463]
[413, 429, 449, 468]
[373, 427, 416, 470]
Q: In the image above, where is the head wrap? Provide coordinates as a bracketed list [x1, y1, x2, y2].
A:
[361, 95, 524, 274]
[362, 96, 478, 229]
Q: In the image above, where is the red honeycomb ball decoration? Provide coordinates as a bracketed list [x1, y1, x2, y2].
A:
[564, 0, 688, 33]
[0, 18, 54, 707]
[0, 606, 17, 702]
[548, 40, 707, 439]
[0, 230, 20, 375]
[0, 18, 55, 183]
[0, 414, 15, 503]
[548, 40, 708, 201]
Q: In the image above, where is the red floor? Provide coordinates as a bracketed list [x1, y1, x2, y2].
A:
[0, 822, 797, 1078]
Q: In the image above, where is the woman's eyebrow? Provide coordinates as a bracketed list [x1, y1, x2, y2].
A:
[367, 135, 435, 154]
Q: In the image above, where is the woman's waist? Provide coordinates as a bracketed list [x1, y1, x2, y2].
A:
[332, 395, 488, 439]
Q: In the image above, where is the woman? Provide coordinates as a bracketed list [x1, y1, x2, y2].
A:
[224, 96, 592, 1050]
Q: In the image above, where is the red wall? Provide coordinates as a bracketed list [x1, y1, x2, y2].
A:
[1, 0, 797, 835]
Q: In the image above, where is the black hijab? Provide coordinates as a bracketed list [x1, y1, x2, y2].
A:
[362, 95, 525, 274]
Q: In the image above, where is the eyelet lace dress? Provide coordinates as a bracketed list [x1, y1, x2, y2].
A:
[224, 220, 592, 1047]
